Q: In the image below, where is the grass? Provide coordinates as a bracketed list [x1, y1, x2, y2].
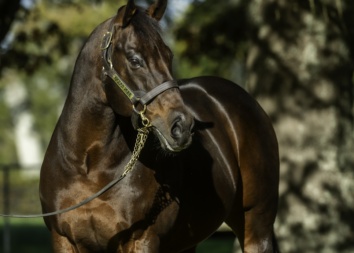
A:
[197, 232, 235, 253]
[0, 219, 52, 253]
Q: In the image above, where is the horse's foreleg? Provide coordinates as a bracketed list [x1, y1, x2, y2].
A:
[51, 230, 77, 253]
[121, 230, 160, 253]
[241, 219, 276, 253]
[227, 208, 277, 253]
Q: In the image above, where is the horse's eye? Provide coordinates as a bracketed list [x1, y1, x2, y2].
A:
[129, 57, 143, 69]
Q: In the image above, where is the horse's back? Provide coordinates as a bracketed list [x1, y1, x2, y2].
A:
[178, 76, 279, 247]
[179, 75, 279, 189]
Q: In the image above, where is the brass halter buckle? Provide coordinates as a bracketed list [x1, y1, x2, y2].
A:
[133, 104, 151, 128]
[101, 31, 113, 51]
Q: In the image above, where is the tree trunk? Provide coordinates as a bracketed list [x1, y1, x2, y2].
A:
[246, 0, 354, 252]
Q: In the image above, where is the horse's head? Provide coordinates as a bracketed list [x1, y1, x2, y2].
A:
[102, 0, 194, 152]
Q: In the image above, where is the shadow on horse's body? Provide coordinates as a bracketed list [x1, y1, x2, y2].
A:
[39, 1, 279, 252]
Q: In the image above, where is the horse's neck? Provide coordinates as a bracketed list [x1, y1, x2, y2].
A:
[53, 33, 130, 174]
[55, 88, 129, 175]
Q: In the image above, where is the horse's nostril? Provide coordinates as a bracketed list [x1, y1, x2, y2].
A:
[171, 120, 183, 139]
[170, 114, 194, 148]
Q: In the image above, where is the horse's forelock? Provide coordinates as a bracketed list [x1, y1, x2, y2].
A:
[130, 8, 163, 46]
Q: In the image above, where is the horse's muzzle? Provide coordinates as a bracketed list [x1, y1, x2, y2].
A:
[153, 112, 194, 152]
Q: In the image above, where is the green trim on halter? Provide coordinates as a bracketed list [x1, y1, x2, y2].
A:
[112, 73, 135, 100]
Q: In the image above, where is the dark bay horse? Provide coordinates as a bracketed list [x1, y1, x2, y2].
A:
[39, 0, 279, 252]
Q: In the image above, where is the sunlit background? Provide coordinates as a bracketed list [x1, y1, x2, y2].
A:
[0, 0, 353, 252]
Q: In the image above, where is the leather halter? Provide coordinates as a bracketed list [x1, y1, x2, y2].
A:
[101, 22, 178, 128]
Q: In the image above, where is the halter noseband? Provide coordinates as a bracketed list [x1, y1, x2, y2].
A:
[101, 22, 178, 128]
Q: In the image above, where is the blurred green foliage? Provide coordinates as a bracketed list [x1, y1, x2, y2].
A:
[172, 0, 249, 80]
[0, 0, 125, 154]
[0, 0, 353, 252]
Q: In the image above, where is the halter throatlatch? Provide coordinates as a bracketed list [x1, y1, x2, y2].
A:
[101, 23, 179, 129]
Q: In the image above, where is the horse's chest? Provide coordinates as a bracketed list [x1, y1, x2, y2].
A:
[59, 201, 121, 249]
[56, 178, 179, 249]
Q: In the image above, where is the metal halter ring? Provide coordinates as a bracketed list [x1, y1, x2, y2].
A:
[132, 104, 151, 127]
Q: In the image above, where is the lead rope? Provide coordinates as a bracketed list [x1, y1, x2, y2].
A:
[0, 110, 151, 218]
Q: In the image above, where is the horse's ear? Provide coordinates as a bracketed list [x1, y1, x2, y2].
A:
[116, 0, 137, 27]
[147, 0, 167, 21]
